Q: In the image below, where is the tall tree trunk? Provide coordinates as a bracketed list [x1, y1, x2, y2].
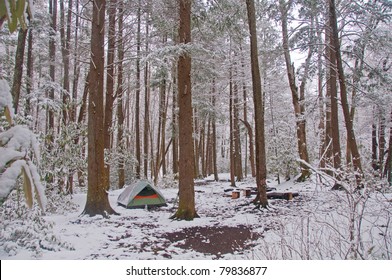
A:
[329, 0, 362, 178]
[316, 16, 325, 169]
[154, 66, 168, 184]
[233, 70, 243, 181]
[211, 79, 219, 181]
[372, 110, 378, 171]
[143, 12, 150, 179]
[59, 0, 71, 125]
[383, 108, 392, 184]
[246, 0, 268, 208]
[172, 64, 179, 175]
[326, 6, 341, 174]
[240, 48, 255, 178]
[323, 7, 333, 175]
[11, 28, 27, 114]
[171, 0, 198, 220]
[25, 28, 33, 117]
[378, 114, 386, 174]
[71, 0, 80, 123]
[117, 0, 125, 188]
[48, 0, 57, 139]
[83, 0, 116, 217]
[279, 0, 311, 182]
[229, 66, 236, 186]
[193, 108, 200, 178]
[135, 0, 142, 179]
[104, 0, 117, 191]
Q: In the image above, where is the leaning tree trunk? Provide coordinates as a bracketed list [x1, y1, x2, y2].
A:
[171, 0, 198, 220]
[246, 0, 268, 208]
[82, 0, 116, 217]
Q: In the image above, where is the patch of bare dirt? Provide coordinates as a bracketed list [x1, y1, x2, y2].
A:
[161, 225, 260, 257]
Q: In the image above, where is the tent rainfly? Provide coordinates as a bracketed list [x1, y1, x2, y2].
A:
[117, 181, 167, 208]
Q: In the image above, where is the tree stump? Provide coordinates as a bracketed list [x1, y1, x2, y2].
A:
[232, 191, 240, 199]
[243, 189, 251, 197]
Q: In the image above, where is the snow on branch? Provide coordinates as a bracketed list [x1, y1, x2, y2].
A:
[0, 78, 46, 210]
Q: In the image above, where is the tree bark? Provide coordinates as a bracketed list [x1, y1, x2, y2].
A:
[329, 0, 362, 179]
[279, 0, 311, 182]
[383, 108, 392, 184]
[229, 68, 235, 186]
[233, 69, 243, 181]
[11, 28, 27, 114]
[171, 0, 198, 220]
[48, 0, 57, 138]
[117, 0, 125, 188]
[104, 0, 117, 191]
[135, 0, 142, 179]
[326, 5, 341, 174]
[172, 64, 179, 175]
[211, 79, 219, 181]
[71, 0, 80, 123]
[83, 0, 116, 217]
[25, 28, 33, 117]
[246, 0, 268, 208]
[59, 0, 71, 125]
[143, 13, 150, 179]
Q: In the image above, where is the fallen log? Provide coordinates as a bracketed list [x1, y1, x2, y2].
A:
[266, 192, 298, 200]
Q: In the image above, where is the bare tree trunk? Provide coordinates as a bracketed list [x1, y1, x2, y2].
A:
[233, 71, 243, 181]
[193, 108, 200, 178]
[316, 16, 325, 169]
[372, 110, 378, 171]
[25, 28, 33, 117]
[378, 114, 386, 174]
[143, 14, 150, 179]
[83, 0, 116, 217]
[48, 0, 57, 139]
[135, 0, 142, 179]
[71, 0, 80, 123]
[326, 6, 341, 174]
[323, 8, 333, 175]
[172, 64, 179, 175]
[59, 0, 71, 125]
[11, 28, 27, 114]
[171, 0, 198, 220]
[279, 0, 311, 182]
[154, 66, 168, 184]
[211, 79, 219, 181]
[117, 0, 125, 188]
[229, 66, 236, 186]
[246, 0, 268, 208]
[383, 108, 392, 184]
[103, 0, 117, 191]
[329, 0, 362, 179]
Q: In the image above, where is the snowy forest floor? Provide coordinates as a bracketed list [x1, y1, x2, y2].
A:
[1, 174, 392, 260]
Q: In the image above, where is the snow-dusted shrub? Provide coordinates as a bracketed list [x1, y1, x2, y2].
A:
[257, 168, 392, 260]
[40, 122, 87, 194]
[159, 173, 179, 189]
[106, 143, 138, 188]
[0, 190, 74, 258]
[0, 78, 46, 210]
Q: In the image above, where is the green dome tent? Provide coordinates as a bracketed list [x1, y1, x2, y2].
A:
[117, 181, 167, 208]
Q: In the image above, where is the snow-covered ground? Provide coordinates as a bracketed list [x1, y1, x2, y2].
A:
[1, 174, 391, 260]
